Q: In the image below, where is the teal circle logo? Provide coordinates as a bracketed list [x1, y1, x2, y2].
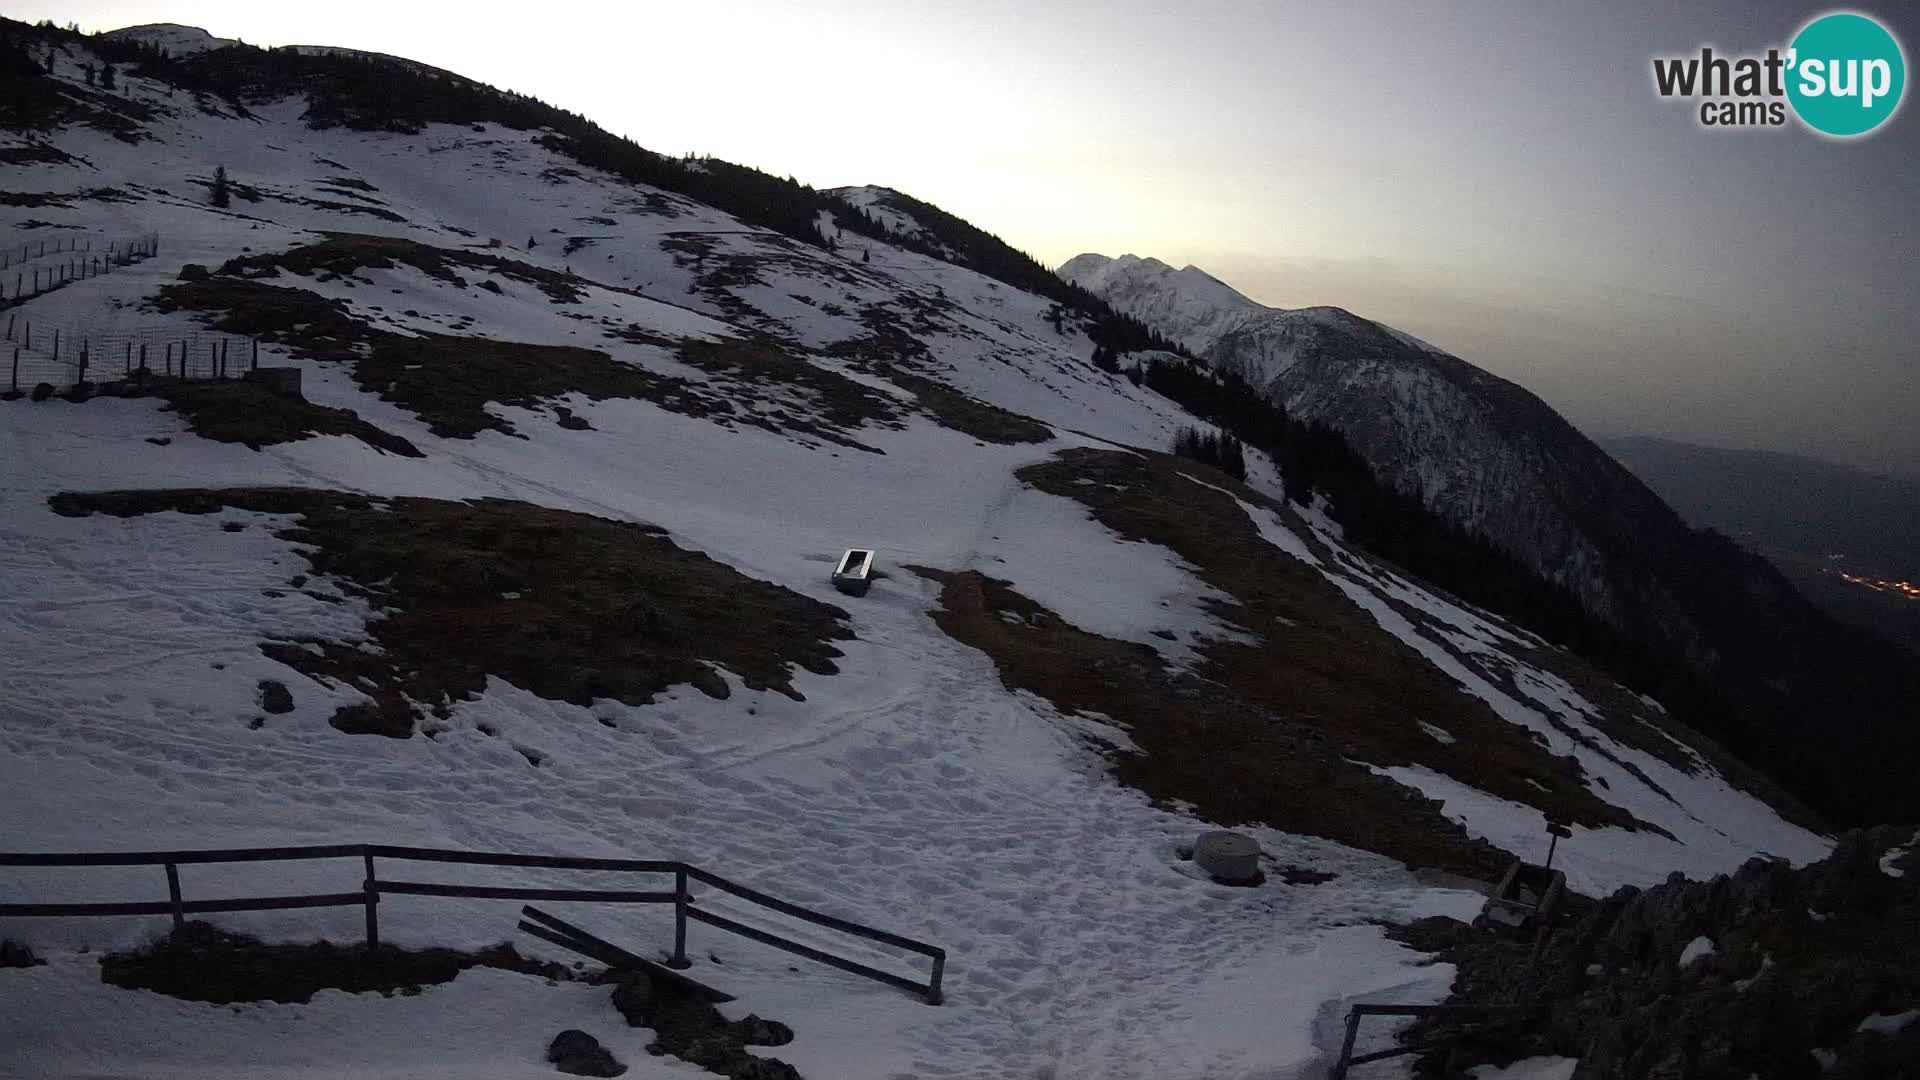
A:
[1787, 12, 1906, 137]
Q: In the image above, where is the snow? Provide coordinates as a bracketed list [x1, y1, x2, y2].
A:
[3, 954, 702, 1079]
[1679, 936, 1715, 967]
[827, 187, 939, 249]
[0, 29, 1840, 1080]
[1878, 829, 1916, 878]
[1467, 1058, 1579, 1080]
[1856, 1010, 1920, 1036]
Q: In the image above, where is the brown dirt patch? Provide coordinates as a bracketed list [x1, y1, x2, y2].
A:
[673, 336, 901, 453]
[1022, 450, 1649, 828]
[51, 489, 854, 737]
[155, 242, 910, 450]
[911, 565, 1514, 879]
[886, 370, 1052, 445]
[359, 335, 723, 440]
[148, 377, 420, 456]
[218, 232, 586, 303]
[101, 921, 573, 1004]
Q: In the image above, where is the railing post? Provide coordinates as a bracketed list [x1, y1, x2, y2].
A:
[669, 866, 691, 969]
[363, 850, 380, 950]
[926, 949, 945, 1005]
[164, 862, 185, 932]
[251, 338, 259, 371]
[1331, 1008, 1363, 1080]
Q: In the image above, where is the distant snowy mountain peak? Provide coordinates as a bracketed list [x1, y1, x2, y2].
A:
[1060, 252, 1266, 354]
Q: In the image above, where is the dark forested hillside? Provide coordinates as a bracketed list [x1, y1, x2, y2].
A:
[1128, 352, 1920, 829]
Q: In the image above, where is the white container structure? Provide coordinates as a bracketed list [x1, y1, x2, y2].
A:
[832, 548, 875, 596]
[1193, 830, 1262, 883]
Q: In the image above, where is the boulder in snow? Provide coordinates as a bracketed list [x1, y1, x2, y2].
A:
[546, 1029, 626, 1077]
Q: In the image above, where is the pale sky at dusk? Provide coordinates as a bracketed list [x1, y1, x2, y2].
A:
[16, 0, 1918, 474]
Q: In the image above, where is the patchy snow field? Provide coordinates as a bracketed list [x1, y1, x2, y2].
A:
[0, 31, 1828, 1080]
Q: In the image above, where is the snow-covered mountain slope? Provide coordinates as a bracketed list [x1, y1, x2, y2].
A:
[1057, 254, 1265, 354]
[0, 24, 1830, 1080]
[1058, 250, 1920, 832]
[827, 186, 948, 253]
[1059, 253, 1666, 626]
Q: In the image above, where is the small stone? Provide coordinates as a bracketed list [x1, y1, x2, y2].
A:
[733, 1014, 794, 1047]
[258, 680, 294, 714]
[0, 940, 46, 968]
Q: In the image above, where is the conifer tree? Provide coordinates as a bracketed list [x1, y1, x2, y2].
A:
[100, 64, 115, 90]
[210, 165, 230, 208]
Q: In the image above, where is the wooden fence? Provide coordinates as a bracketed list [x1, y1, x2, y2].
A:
[0, 233, 159, 303]
[1, 314, 257, 394]
[0, 842, 946, 1004]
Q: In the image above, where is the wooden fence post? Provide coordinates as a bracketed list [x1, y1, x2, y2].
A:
[251, 339, 259, 371]
[164, 863, 185, 932]
[10, 346, 17, 392]
[362, 851, 380, 949]
[670, 867, 690, 969]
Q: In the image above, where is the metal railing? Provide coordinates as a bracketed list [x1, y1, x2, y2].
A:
[1329, 1003, 1546, 1079]
[0, 842, 946, 1004]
